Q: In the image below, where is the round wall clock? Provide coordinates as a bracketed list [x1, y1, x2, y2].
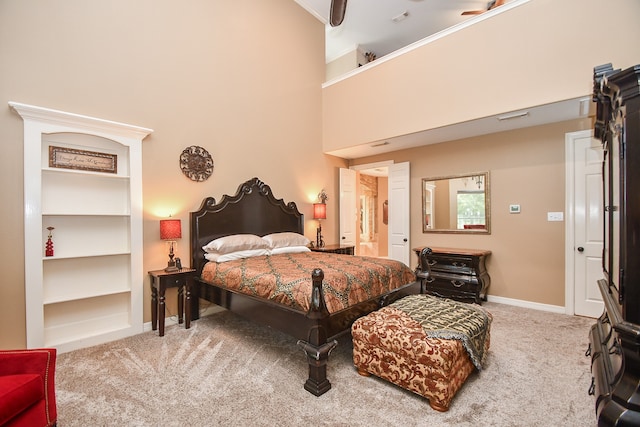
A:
[180, 145, 214, 182]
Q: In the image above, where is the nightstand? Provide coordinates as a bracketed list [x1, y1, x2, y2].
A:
[310, 244, 355, 255]
[148, 268, 197, 336]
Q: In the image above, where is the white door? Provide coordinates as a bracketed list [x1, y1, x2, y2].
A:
[388, 162, 410, 265]
[339, 168, 357, 247]
[568, 131, 604, 317]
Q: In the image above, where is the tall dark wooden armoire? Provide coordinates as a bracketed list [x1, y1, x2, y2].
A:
[589, 63, 640, 426]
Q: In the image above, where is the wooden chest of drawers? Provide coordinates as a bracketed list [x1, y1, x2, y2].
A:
[413, 247, 491, 304]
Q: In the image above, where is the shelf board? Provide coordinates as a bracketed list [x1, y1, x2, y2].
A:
[42, 251, 131, 261]
[42, 167, 130, 180]
[42, 212, 130, 217]
[44, 315, 132, 349]
[43, 288, 130, 305]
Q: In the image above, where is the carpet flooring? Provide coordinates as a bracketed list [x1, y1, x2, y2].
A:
[56, 301, 597, 426]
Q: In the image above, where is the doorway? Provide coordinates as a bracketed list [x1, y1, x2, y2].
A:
[565, 130, 604, 317]
[358, 170, 388, 258]
[341, 162, 411, 265]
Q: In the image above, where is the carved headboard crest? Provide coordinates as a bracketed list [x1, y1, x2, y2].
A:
[240, 177, 269, 196]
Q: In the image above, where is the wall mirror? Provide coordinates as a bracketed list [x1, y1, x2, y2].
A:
[422, 172, 491, 234]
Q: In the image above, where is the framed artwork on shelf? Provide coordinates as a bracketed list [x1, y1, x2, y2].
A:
[49, 145, 117, 174]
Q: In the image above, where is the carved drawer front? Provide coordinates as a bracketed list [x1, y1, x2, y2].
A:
[425, 283, 478, 302]
[425, 273, 478, 293]
[426, 255, 475, 275]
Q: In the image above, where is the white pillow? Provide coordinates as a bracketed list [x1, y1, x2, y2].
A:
[204, 248, 270, 262]
[202, 234, 269, 254]
[270, 246, 311, 255]
[262, 232, 310, 249]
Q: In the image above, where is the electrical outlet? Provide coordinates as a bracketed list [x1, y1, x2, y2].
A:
[547, 212, 564, 221]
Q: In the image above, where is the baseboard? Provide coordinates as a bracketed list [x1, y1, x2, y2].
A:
[143, 304, 225, 332]
[486, 295, 566, 314]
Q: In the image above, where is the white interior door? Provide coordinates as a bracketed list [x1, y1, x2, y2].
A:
[568, 130, 604, 317]
[388, 162, 410, 265]
[339, 168, 357, 247]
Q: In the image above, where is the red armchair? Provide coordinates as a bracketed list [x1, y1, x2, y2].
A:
[0, 349, 57, 427]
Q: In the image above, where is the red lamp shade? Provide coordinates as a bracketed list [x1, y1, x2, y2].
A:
[313, 203, 327, 220]
[160, 219, 182, 240]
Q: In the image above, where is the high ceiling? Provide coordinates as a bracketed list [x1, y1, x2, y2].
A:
[294, 0, 592, 160]
[295, 0, 508, 62]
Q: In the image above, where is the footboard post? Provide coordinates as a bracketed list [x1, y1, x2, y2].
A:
[297, 268, 337, 396]
[297, 334, 337, 396]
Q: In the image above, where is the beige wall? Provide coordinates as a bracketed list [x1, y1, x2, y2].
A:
[0, 0, 347, 349]
[322, 0, 638, 306]
[352, 118, 593, 305]
[322, 0, 640, 152]
[0, 0, 635, 350]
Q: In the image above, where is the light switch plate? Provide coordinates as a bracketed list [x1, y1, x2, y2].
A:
[547, 212, 564, 221]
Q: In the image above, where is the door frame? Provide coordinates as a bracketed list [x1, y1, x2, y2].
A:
[564, 129, 595, 315]
[350, 161, 394, 173]
[347, 160, 395, 258]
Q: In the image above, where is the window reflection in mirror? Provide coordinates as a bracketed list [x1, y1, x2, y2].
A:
[422, 172, 491, 234]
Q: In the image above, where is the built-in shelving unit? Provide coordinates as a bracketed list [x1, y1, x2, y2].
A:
[10, 102, 152, 353]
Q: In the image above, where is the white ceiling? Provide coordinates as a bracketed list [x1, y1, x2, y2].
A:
[295, 0, 506, 62]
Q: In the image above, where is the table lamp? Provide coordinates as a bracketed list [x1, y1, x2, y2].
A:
[313, 190, 328, 248]
[160, 218, 182, 271]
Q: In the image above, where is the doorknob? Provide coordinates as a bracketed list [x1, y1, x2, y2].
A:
[577, 246, 584, 252]
[403, 238, 408, 242]
[341, 236, 345, 240]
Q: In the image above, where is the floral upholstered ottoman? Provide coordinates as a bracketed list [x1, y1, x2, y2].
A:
[351, 294, 492, 411]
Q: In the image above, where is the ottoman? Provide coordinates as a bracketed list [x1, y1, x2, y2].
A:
[352, 294, 492, 411]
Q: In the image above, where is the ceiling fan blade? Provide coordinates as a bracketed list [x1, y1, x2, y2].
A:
[330, 0, 347, 27]
[461, 0, 506, 16]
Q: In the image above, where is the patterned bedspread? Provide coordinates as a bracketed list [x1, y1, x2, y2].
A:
[201, 252, 416, 314]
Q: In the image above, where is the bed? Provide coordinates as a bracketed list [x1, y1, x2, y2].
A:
[189, 177, 421, 396]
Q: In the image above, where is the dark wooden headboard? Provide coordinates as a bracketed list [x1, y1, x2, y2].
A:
[190, 177, 304, 274]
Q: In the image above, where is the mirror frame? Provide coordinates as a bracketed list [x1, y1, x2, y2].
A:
[421, 171, 491, 234]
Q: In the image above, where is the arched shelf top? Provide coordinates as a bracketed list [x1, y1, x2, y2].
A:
[9, 101, 153, 143]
